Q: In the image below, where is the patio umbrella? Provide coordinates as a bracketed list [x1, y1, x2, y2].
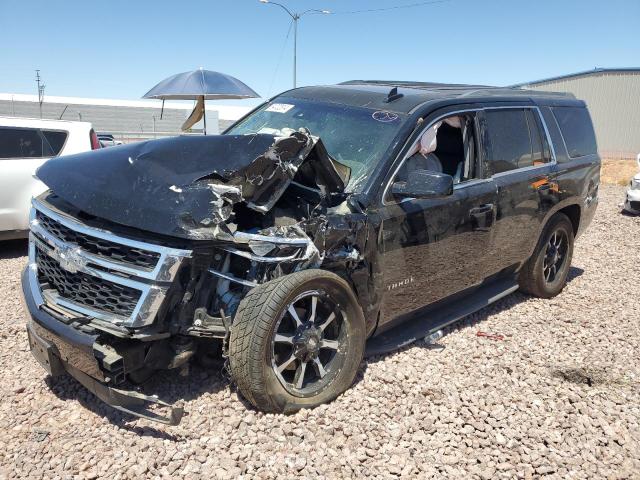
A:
[143, 68, 260, 134]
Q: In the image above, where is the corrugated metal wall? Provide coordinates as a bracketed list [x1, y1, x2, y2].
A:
[523, 71, 640, 159]
[0, 100, 220, 141]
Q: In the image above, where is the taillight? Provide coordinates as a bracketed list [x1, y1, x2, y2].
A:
[90, 129, 101, 150]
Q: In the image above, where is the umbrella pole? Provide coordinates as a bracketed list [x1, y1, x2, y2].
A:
[203, 97, 207, 135]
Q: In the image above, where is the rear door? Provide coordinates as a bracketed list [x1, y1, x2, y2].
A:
[479, 107, 557, 270]
[0, 127, 63, 231]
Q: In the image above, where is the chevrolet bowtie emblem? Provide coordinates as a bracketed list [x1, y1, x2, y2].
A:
[52, 244, 86, 274]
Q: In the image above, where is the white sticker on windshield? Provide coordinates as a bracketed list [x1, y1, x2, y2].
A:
[265, 103, 295, 113]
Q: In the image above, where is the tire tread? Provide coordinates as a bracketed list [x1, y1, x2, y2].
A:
[519, 213, 574, 298]
[228, 270, 362, 413]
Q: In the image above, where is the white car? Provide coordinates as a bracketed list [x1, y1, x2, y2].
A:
[0, 117, 100, 240]
[97, 134, 123, 148]
[623, 154, 640, 215]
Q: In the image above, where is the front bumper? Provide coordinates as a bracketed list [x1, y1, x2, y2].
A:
[21, 268, 183, 425]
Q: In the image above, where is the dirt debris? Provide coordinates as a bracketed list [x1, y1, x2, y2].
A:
[0, 185, 638, 479]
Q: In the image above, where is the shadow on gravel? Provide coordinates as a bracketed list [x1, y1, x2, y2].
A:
[0, 239, 28, 259]
[551, 367, 606, 387]
[366, 266, 585, 364]
[46, 361, 229, 438]
[620, 210, 640, 218]
[550, 366, 637, 388]
[46, 353, 369, 432]
[566, 266, 585, 283]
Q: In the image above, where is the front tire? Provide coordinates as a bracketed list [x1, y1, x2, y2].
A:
[519, 213, 574, 298]
[228, 269, 365, 413]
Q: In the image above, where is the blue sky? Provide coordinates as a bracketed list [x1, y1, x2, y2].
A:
[1, 0, 638, 106]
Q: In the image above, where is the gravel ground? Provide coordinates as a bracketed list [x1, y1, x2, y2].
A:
[1, 184, 639, 479]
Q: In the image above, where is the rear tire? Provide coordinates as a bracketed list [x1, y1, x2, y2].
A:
[519, 213, 574, 298]
[228, 269, 365, 413]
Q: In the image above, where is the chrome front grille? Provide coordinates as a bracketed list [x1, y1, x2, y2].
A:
[35, 210, 161, 270]
[26, 198, 192, 328]
[36, 245, 142, 318]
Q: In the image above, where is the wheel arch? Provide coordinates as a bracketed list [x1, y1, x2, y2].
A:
[558, 203, 581, 236]
[523, 200, 582, 263]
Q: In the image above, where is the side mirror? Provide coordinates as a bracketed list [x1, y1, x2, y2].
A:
[391, 169, 454, 199]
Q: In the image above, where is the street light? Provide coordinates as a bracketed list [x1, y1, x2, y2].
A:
[259, 0, 331, 88]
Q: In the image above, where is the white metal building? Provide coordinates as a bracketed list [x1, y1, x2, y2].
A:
[0, 93, 252, 142]
[515, 68, 640, 159]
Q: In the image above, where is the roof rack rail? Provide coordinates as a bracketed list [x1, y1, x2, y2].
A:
[339, 80, 498, 90]
[338, 80, 576, 99]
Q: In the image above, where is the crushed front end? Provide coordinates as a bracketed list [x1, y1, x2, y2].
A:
[22, 197, 195, 424]
[21, 130, 375, 424]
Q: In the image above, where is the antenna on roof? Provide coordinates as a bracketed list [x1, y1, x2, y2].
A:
[385, 86, 404, 103]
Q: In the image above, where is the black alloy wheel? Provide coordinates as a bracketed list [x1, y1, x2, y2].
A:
[543, 229, 569, 284]
[518, 212, 575, 298]
[271, 290, 346, 396]
[229, 269, 365, 413]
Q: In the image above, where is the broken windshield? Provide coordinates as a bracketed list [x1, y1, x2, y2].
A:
[226, 97, 406, 192]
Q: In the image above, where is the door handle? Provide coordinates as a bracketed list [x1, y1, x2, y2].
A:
[470, 204, 495, 231]
[532, 179, 558, 193]
[382, 230, 396, 242]
[469, 204, 494, 215]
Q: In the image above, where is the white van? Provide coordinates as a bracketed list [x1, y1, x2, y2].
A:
[0, 117, 99, 239]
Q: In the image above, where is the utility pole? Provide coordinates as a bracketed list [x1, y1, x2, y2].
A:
[293, 16, 297, 88]
[259, 1, 331, 88]
[35, 70, 45, 119]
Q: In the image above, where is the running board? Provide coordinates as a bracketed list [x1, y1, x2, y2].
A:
[365, 277, 519, 357]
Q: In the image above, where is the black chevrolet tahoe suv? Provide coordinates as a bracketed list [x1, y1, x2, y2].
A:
[22, 81, 600, 424]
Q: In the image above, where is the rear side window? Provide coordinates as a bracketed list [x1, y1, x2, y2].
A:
[483, 109, 533, 174]
[0, 127, 61, 159]
[530, 109, 552, 162]
[41, 130, 68, 155]
[552, 107, 597, 158]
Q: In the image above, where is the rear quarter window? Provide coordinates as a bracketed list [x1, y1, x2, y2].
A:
[0, 127, 64, 159]
[552, 107, 597, 158]
[41, 130, 68, 156]
[0, 127, 46, 158]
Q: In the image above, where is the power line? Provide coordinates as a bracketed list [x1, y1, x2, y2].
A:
[329, 0, 450, 15]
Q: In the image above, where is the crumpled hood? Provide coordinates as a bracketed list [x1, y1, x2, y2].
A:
[36, 132, 349, 240]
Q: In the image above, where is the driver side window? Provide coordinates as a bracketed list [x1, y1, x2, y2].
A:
[390, 112, 479, 199]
